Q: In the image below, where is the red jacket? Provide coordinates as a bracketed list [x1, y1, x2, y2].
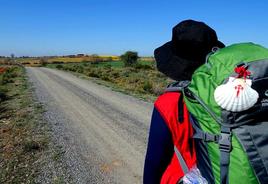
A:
[153, 92, 197, 183]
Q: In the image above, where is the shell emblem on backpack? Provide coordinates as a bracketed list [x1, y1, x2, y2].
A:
[214, 65, 259, 112]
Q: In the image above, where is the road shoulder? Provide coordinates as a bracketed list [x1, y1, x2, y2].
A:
[0, 66, 72, 184]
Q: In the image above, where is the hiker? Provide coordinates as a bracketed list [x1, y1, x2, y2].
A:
[144, 19, 268, 184]
[143, 19, 225, 184]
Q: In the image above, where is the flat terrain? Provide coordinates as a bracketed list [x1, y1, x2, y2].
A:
[27, 67, 153, 184]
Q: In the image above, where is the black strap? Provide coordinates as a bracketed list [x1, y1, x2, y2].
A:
[165, 81, 190, 92]
[193, 131, 219, 143]
[192, 124, 232, 184]
[220, 151, 230, 184]
[190, 117, 219, 142]
[183, 88, 223, 125]
[178, 94, 184, 123]
[219, 127, 232, 184]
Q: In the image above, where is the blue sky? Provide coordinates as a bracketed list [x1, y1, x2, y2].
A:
[0, 0, 268, 56]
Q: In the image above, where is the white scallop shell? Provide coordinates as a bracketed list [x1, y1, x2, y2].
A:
[214, 77, 259, 112]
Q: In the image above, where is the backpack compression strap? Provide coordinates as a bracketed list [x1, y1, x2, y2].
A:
[184, 88, 232, 184]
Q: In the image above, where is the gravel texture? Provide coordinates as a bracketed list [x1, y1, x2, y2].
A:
[27, 67, 153, 184]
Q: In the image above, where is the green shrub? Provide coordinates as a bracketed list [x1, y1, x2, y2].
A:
[1, 67, 19, 84]
[23, 140, 40, 152]
[134, 63, 153, 70]
[152, 83, 164, 96]
[100, 75, 110, 81]
[56, 65, 63, 69]
[128, 76, 141, 83]
[0, 86, 8, 101]
[51, 61, 64, 64]
[143, 80, 153, 92]
[111, 71, 120, 78]
[104, 63, 112, 69]
[81, 59, 90, 63]
[87, 70, 100, 78]
[75, 65, 84, 73]
[121, 70, 130, 77]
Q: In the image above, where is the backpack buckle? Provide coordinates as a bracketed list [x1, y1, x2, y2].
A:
[204, 132, 219, 143]
[219, 131, 232, 152]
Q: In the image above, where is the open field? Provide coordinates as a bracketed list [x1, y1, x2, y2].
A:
[0, 56, 154, 67]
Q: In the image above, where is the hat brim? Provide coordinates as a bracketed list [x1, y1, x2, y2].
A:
[154, 40, 225, 81]
[216, 40, 225, 48]
[154, 41, 197, 81]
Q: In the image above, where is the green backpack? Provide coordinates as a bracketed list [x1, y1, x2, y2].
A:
[181, 42, 268, 184]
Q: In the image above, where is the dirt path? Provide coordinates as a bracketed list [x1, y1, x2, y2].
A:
[27, 67, 153, 184]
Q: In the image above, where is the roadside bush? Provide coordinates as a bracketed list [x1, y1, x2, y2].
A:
[62, 64, 84, 73]
[104, 63, 112, 69]
[51, 61, 64, 64]
[82, 62, 90, 67]
[1, 67, 19, 84]
[156, 72, 166, 78]
[55, 65, 63, 69]
[0, 86, 8, 101]
[143, 80, 153, 93]
[128, 76, 141, 84]
[75, 65, 84, 73]
[152, 83, 164, 96]
[121, 70, 130, 77]
[100, 75, 110, 81]
[0, 67, 19, 101]
[87, 69, 100, 78]
[23, 140, 41, 152]
[134, 63, 153, 70]
[110, 71, 120, 78]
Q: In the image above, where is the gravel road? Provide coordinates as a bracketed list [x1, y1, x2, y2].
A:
[26, 67, 153, 184]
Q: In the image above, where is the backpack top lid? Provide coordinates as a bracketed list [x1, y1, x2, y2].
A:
[187, 42, 268, 118]
[194, 42, 268, 83]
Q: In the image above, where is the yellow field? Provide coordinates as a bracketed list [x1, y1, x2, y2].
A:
[2, 55, 120, 67]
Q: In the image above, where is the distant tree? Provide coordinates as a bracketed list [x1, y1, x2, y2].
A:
[40, 58, 48, 66]
[10, 53, 15, 58]
[120, 51, 138, 67]
[91, 54, 105, 63]
[77, 54, 85, 57]
[3, 58, 11, 65]
[91, 54, 99, 62]
[106, 57, 113, 62]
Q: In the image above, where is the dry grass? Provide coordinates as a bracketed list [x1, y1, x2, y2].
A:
[0, 66, 49, 183]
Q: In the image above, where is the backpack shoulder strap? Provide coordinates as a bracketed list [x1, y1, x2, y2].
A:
[165, 80, 191, 92]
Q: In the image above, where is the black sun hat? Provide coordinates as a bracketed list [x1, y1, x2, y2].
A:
[154, 19, 225, 81]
